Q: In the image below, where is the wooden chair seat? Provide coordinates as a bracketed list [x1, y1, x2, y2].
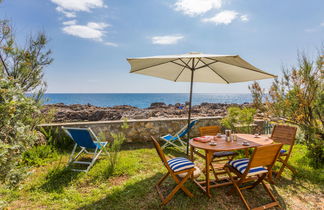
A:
[151, 137, 197, 205]
[225, 143, 283, 210]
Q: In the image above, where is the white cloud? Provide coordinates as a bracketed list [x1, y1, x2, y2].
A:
[51, 0, 106, 12]
[151, 35, 184, 45]
[62, 22, 109, 41]
[56, 7, 76, 18]
[51, 0, 106, 17]
[240, 14, 249, 22]
[202, 10, 238, 25]
[104, 42, 118, 47]
[320, 22, 324, 27]
[174, 0, 222, 16]
[63, 20, 77, 25]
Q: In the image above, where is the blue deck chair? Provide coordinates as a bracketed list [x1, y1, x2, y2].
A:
[62, 127, 109, 172]
[160, 119, 198, 151]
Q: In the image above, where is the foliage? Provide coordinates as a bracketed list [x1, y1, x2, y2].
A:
[248, 81, 265, 111]
[103, 119, 129, 176]
[0, 76, 43, 187]
[22, 145, 58, 166]
[0, 20, 53, 97]
[265, 52, 323, 168]
[38, 127, 74, 151]
[221, 106, 257, 134]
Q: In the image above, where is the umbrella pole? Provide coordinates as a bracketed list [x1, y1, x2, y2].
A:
[186, 64, 195, 155]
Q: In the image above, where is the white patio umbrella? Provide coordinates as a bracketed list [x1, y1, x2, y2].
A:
[127, 52, 276, 154]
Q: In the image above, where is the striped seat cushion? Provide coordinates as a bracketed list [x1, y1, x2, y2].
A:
[213, 151, 237, 158]
[280, 149, 287, 154]
[229, 158, 268, 176]
[167, 157, 195, 172]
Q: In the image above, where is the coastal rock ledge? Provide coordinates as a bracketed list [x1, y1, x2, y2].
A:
[43, 102, 251, 122]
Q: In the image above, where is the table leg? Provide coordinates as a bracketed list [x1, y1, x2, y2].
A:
[205, 150, 212, 198]
[190, 146, 194, 180]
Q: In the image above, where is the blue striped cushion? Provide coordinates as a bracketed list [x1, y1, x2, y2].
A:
[167, 157, 195, 172]
[229, 158, 268, 176]
[213, 151, 237, 157]
[280, 149, 287, 154]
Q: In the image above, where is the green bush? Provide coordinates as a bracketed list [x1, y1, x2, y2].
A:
[0, 76, 42, 187]
[221, 106, 257, 133]
[22, 145, 58, 166]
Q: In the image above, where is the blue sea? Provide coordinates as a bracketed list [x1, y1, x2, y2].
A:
[43, 93, 252, 108]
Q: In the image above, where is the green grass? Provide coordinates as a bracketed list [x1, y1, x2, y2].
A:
[0, 143, 323, 209]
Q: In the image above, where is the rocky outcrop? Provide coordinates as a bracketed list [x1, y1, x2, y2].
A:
[42, 102, 251, 122]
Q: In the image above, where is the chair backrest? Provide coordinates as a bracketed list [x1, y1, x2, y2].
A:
[151, 136, 169, 166]
[271, 124, 297, 145]
[177, 119, 198, 138]
[249, 143, 283, 169]
[199, 125, 221, 136]
[63, 127, 97, 149]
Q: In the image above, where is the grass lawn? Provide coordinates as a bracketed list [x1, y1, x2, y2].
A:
[0, 143, 323, 209]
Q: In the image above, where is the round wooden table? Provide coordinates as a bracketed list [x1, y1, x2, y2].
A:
[189, 134, 273, 197]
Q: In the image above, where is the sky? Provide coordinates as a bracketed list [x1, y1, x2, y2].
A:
[0, 0, 323, 93]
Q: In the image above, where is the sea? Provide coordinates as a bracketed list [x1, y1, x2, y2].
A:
[43, 93, 252, 109]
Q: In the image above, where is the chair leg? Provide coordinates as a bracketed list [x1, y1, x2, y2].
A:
[162, 173, 192, 205]
[260, 180, 281, 209]
[226, 169, 250, 209]
[276, 157, 296, 178]
[171, 173, 193, 197]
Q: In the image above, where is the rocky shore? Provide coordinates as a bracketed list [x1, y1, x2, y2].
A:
[43, 102, 251, 122]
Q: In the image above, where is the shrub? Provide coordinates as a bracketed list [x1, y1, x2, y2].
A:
[22, 145, 58, 166]
[221, 107, 257, 134]
[0, 76, 43, 187]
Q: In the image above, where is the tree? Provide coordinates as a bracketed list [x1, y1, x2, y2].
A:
[0, 20, 53, 94]
[248, 81, 265, 111]
[266, 52, 323, 168]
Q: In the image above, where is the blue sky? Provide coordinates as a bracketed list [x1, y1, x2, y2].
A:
[0, 0, 323, 93]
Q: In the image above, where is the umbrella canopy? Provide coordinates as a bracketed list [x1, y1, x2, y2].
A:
[127, 52, 276, 154]
[128, 52, 276, 83]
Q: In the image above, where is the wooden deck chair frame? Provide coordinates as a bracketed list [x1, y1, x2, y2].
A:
[271, 124, 297, 178]
[152, 137, 195, 205]
[62, 127, 109, 172]
[199, 125, 237, 181]
[225, 143, 283, 210]
[160, 119, 198, 152]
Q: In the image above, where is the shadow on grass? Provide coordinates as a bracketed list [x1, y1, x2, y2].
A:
[78, 170, 287, 210]
[39, 166, 81, 193]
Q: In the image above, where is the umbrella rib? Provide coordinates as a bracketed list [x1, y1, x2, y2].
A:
[200, 59, 230, 84]
[194, 60, 218, 70]
[174, 59, 192, 82]
[171, 61, 188, 69]
[130, 59, 179, 73]
[179, 58, 193, 70]
[194, 58, 202, 68]
[204, 57, 276, 77]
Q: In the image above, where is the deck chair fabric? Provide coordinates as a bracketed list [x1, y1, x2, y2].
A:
[225, 143, 283, 210]
[63, 127, 108, 172]
[271, 124, 297, 178]
[151, 137, 196, 205]
[160, 119, 198, 151]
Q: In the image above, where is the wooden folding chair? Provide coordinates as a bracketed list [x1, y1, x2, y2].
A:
[151, 137, 197, 205]
[225, 143, 283, 210]
[271, 124, 297, 178]
[199, 126, 237, 180]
